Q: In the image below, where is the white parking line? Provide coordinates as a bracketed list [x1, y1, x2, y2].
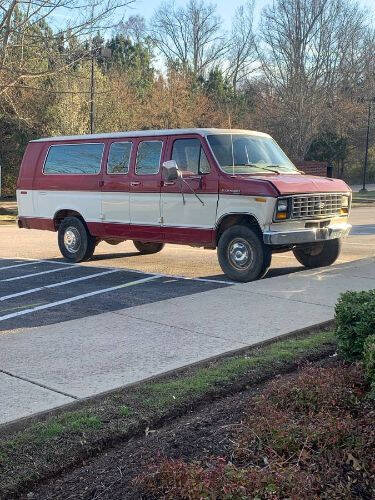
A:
[1, 265, 76, 282]
[0, 275, 159, 322]
[0, 260, 43, 271]
[0, 269, 120, 301]
[0, 256, 234, 284]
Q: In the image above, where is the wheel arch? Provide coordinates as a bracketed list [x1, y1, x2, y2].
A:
[53, 209, 86, 231]
[215, 213, 263, 245]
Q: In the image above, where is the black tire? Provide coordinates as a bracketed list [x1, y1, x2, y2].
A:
[292, 238, 342, 268]
[58, 216, 96, 262]
[217, 225, 271, 282]
[133, 240, 165, 255]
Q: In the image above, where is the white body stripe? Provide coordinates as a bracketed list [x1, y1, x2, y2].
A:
[216, 195, 276, 231]
[17, 189, 277, 231]
[129, 192, 161, 226]
[161, 193, 218, 229]
[102, 192, 130, 223]
[34, 190, 102, 222]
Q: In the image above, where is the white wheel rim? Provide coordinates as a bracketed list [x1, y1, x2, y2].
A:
[64, 227, 81, 253]
[228, 238, 254, 270]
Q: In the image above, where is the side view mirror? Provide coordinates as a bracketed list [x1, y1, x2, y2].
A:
[162, 160, 181, 181]
[162, 159, 205, 206]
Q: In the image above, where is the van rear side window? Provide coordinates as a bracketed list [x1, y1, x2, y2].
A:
[107, 142, 132, 174]
[43, 143, 104, 175]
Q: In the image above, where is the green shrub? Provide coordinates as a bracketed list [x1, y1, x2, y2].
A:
[335, 290, 375, 361]
[363, 335, 375, 391]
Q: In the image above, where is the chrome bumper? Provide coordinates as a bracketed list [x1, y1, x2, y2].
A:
[263, 223, 352, 246]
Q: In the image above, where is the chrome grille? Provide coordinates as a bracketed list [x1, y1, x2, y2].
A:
[292, 193, 343, 219]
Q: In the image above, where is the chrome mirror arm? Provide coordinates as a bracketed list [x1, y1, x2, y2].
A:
[179, 175, 205, 205]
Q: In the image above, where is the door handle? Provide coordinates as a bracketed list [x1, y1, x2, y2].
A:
[130, 181, 141, 187]
[98, 180, 104, 187]
[163, 181, 175, 186]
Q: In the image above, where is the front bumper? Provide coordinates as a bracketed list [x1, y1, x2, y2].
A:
[263, 222, 352, 246]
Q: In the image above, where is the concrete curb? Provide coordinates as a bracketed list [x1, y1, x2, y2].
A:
[0, 319, 335, 437]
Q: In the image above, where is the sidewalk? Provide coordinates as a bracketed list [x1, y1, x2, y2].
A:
[1, 257, 375, 425]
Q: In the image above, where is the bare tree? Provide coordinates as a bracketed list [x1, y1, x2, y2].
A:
[0, 0, 134, 97]
[150, 0, 227, 77]
[257, 0, 371, 158]
[116, 14, 147, 43]
[226, 1, 257, 92]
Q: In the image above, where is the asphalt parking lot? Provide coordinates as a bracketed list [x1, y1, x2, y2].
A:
[0, 258, 231, 332]
[1, 205, 375, 334]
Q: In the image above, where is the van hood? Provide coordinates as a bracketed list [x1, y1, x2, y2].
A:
[248, 174, 350, 195]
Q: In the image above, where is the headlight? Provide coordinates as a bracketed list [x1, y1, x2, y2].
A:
[275, 198, 289, 220]
[340, 194, 350, 215]
[341, 195, 349, 208]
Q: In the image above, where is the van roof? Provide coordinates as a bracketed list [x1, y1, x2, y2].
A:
[30, 128, 271, 143]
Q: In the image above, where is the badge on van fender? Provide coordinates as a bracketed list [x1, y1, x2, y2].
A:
[221, 189, 241, 194]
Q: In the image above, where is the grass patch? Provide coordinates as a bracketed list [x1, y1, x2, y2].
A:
[352, 191, 375, 203]
[118, 406, 132, 417]
[0, 214, 16, 223]
[0, 204, 17, 216]
[353, 190, 375, 198]
[142, 331, 334, 410]
[0, 329, 335, 498]
[2, 412, 102, 450]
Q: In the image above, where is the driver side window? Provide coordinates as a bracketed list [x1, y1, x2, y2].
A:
[171, 138, 210, 175]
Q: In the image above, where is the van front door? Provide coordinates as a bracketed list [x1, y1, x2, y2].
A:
[129, 138, 165, 241]
[161, 136, 218, 245]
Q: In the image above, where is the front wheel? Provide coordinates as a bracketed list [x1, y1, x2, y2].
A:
[217, 225, 271, 282]
[133, 240, 165, 255]
[58, 216, 96, 262]
[292, 239, 342, 268]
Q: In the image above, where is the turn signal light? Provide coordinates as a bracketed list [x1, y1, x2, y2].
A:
[276, 212, 287, 220]
[275, 198, 289, 220]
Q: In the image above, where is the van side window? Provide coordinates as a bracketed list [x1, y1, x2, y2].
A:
[136, 141, 163, 175]
[107, 142, 132, 174]
[171, 138, 210, 175]
[43, 143, 104, 174]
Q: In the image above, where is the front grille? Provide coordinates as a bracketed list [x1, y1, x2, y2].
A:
[291, 193, 343, 219]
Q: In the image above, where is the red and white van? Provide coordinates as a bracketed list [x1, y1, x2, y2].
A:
[17, 128, 351, 282]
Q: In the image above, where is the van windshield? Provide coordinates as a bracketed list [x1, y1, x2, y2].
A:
[207, 134, 299, 175]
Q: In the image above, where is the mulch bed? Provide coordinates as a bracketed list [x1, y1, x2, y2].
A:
[25, 382, 264, 499]
[26, 357, 371, 500]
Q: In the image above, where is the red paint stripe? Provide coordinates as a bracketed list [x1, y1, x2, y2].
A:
[21, 217, 215, 246]
[18, 217, 55, 231]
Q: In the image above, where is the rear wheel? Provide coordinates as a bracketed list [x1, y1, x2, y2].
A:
[292, 239, 342, 268]
[58, 216, 96, 262]
[133, 240, 165, 255]
[217, 225, 271, 282]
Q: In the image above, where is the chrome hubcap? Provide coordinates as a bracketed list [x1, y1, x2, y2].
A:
[64, 227, 81, 253]
[228, 238, 253, 270]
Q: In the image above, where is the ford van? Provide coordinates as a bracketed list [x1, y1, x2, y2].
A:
[17, 128, 352, 282]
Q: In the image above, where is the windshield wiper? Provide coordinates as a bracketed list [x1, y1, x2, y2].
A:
[244, 163, 280, 174]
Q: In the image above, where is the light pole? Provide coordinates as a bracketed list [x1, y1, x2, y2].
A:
[360, 97, 375, 193]
[90, 46, 95, 134]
